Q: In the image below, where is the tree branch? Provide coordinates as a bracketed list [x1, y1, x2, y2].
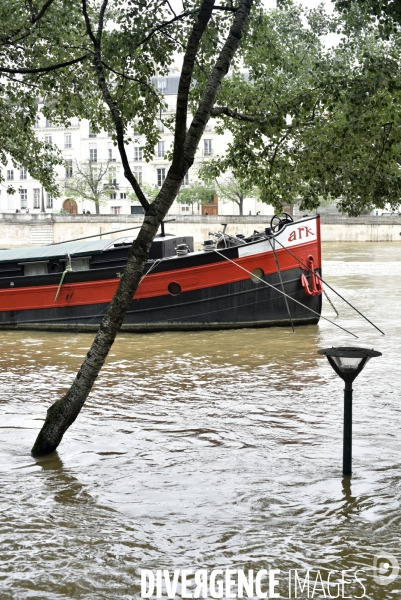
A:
[136, 10, 199, 49]
[172, 0, 217, 173]
[32, 0, 57, 25]
[210, 106, 257, 122]
[213, 5, 238, 12]
[82, 0, 150, 211]
[82, 0, 98, 46]
[100, 60, 160, 101]
[165, 0, 177, 17]
[0, 54, 88, 75]
[214, 178, 240, 204]
[267, 129, 292, 185]
[3, 0, 56, 39]
[182, 0, 253, 170]
[97, 0, 109, 43]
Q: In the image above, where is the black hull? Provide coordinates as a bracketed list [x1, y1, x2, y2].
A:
[0, 266, 322, 333]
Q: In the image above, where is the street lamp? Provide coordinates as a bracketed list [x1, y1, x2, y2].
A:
[317, 347, 382, 477]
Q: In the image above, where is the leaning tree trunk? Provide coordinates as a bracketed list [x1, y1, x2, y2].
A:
[31, 0, 253, 457]
[31, 195, 178, 456]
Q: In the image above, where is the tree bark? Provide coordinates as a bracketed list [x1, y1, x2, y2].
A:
[32, 0, 253, 457]
[238, 195, 244, 216]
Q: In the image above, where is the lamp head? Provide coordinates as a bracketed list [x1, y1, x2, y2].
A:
[318, 347, 382, 383]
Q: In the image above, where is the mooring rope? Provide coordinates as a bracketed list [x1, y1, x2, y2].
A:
[213, 249, 358, 338]
[323, 289, 340, 316]
[268, 238, 295, 333]
[273, 237, 385, 336]
[135, 258, 164, 299]
[86, 257, 165, 323]
[53, 264, 72, 303]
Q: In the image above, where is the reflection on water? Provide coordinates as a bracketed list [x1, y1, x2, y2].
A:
[0, 243, 400, 599]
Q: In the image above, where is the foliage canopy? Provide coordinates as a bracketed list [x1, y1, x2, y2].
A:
[2, 1, 401, 215]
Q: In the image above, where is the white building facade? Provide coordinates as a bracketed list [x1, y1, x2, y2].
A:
[0, 76, 273, 217]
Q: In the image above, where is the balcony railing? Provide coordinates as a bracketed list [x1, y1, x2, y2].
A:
[202, 149, 214, 156]
[34, 118, 80, 128]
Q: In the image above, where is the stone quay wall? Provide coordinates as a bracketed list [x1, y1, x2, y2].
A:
[1, 213, 401, 248]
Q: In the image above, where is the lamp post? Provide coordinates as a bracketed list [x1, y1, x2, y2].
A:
[317, 347, 382, 477]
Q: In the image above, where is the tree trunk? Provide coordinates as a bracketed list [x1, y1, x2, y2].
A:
[31, 191, 179, 456]
[238, 195, 244, 216]
[31, 0, 253, 457]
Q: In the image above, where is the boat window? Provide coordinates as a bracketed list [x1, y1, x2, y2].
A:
[20, 262, 48, 277]
[71, 258, 90, 271]
[251, 268, 264, 283]
[49, 262, 61, 273]
[168, 282, 181, 296]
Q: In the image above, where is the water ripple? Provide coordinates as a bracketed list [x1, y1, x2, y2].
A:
[0, 243, 400, 599]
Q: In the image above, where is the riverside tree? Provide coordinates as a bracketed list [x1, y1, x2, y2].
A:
[64, 160, 116, 214]
[25, 0, 255, 456]
[206, 1, 401, 214]
[199, 162, 258, 215]
[0, 1, 74, 193]
[2, 0, 400, 455]
[176, 181, 216, 206]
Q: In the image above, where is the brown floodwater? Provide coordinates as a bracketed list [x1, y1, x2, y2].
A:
[0, 242, 400, 599]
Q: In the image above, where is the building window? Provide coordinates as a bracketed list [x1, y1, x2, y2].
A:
[65, 160, 73, 178]
[157, 78, 167, 94]
[183, 172, 189, 186]
[108, 167, 117, 187]
[20, 168, 27, 180]
[111, 206, 121, 215]
[157, 119, 164, 132]
[33, 188, 40, 209]
[64, 133, 72, 148]
[7, 170, 13, 181]
[44, 134, 52, 144]
[20, 189, 27, 209]
[157, 141, 165, 158]
[108, 142, 113, 160]
[157, 168, 166, 187]
[134, 146, 143, 161]
[89, 143, 97, 162]
[110, 193, 116, 200]
[120, 193, 127, 200]
[45, 118, 53, 127]
[133, 123, 141, 136]
[203, 139, 213, 156]
[46, 193, 53, 208]
[133, 166, 142, 184]
[89, 124, 96, 138]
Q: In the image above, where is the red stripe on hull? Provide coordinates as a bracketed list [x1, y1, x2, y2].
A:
[0, 238, 320, 313]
